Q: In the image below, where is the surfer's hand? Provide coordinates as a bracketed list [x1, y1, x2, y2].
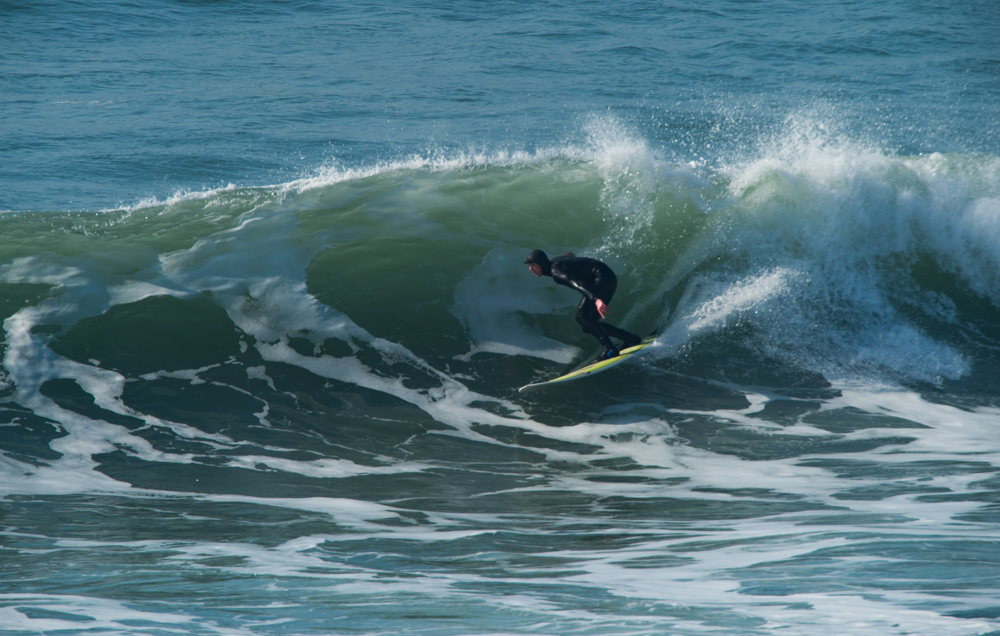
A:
[595, 298, 610, 318]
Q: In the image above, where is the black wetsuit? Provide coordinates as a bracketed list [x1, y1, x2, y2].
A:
[548, 254, 639, 354]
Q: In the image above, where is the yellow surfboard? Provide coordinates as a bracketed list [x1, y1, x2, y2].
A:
[518, 335, 656, 393]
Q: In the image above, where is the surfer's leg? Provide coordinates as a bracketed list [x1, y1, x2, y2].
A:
[601, 323, 641, 348]
[576, 300, 618, 357]
[590, 284, 640, 349]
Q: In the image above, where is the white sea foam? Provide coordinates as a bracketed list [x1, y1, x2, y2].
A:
[0, 594, 204, 635]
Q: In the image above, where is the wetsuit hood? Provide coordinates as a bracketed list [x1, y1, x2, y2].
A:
[524, 249, 552, 275]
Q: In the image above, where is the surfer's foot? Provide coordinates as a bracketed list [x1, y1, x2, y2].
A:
[599, 347, 620, 361]
[621, 335, 641, 349]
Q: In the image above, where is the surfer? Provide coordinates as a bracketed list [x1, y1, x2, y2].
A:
[525, 249, 641, 359]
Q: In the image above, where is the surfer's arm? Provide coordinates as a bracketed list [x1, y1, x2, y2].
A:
[553, 271, 611, 316]
[551, 269, 598, 303]
[551, 258, 615, 318]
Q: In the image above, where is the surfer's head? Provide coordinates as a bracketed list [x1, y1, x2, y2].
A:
[525, 249, 551, 277]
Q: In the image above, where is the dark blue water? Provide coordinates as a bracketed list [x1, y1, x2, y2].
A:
[2, 1, 1000, 634]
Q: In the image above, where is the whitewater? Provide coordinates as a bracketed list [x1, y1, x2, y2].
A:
[2, 1, 999, 635]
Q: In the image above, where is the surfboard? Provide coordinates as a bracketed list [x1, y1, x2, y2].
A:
[518, 335, 656, 393]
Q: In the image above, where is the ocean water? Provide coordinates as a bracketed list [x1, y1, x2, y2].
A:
[2, 1, 1000, 634]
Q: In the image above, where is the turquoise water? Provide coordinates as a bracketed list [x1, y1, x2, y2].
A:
[2, 1, 1000, 635]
